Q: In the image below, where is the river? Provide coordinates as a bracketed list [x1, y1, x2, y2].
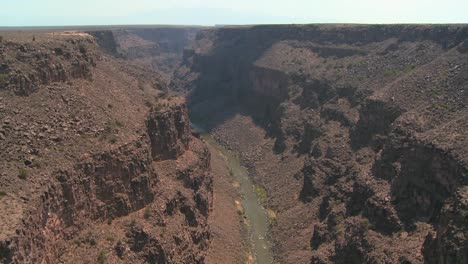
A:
[192, 124, 274, 264]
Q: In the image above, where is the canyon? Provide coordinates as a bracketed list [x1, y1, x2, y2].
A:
[0, 24, 467, 264]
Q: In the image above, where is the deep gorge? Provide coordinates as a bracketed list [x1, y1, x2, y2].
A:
[0, 24, 467, 264]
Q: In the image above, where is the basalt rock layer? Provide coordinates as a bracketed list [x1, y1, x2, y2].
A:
[174, 24, 468, 263]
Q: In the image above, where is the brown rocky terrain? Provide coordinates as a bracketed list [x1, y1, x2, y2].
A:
[173, 24, 468, 263]
[1, 24, 467, 264]
[0, 31, 212, 263]
[88, 27, 202, 82]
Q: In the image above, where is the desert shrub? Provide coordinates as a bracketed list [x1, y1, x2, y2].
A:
[0, 73, 8, 86]
[106, 234, 115, 243]
[267, 209, 277, 224]
[384, 69, 401, 76]
[144, 207, 152, 219]
[128, 218, 137, 227]
[255, 185, 267, 204]
[109, 135, 117, 144]
[75, 231, 97, 247]
[114, 120, 123, 127]
[32, 159, 43, 168]
[97, 250, 106, 264]
[145, 100, 153, 108]
[404, 64, 416, 72]
[361, 218, 373, 230]
[100, 120, 123, 142]
[153, 103, 162, 111]
[0, 191, 7, 197]
[18, 168, 28, 180]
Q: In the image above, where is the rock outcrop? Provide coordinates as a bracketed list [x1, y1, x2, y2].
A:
[146, 99, 190, 160]
[0, 37, 96, 96]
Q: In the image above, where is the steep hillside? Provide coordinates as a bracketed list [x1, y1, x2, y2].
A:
[173, 24, 468, 263]
[0, 31, 212, 263]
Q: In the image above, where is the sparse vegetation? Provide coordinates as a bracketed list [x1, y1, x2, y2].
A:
[109, 135, 117, 144]
[31, 159, 43, 169]
[145, 100, 153, 108]
[0, 73, 8, 86]
[97, 250, 106, 264]
[75, 231, 97, 247]
[255, 185, 267, 204]
[18, 167, 28, 180]
[383, 65, 414, 76]
[0, 191, 7, 197]
[100, 120, 124, 143]
[144, 207, 152, 219]
[384, 69, 401, 76]
[115, 120, 124, 128]
[404, 64, 416, 72]
[106, 234, 116, 243]
[361, 218, 373, 230]
[128, 218, 137, 227]
[154, 103, 162, 111]
[266, 209, 277, 224]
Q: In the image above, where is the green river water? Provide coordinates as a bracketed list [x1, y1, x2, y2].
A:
[193, 124, 274, 264]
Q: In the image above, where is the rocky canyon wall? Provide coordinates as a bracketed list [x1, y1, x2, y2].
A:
[174, 24, 468, 263]
[0, 33, 212, 264]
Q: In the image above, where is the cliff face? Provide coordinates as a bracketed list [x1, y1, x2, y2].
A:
[174, 24, 468, 263]
[4, 135, 154, 262]
[0, 32, 212, 264]
[89, 27, 201, 80]
[146, 99, 191, 160]
[1, 98, 212, 264]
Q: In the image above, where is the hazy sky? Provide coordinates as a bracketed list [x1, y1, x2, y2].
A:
[1, 0, 467, 26]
